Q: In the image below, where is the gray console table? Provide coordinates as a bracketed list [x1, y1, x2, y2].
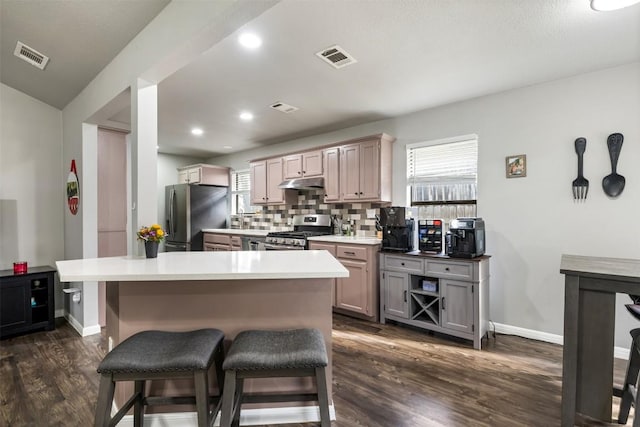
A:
[560, 254, 640, 426]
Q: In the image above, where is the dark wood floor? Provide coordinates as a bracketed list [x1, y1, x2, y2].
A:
[0, 315, 633, 426]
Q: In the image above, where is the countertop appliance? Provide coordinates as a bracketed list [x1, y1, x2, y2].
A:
[264, 214, 332, 250]
[380, 207, 414, 252]
[418, 219, 443, 253]
[165, 184, 228, 251]
[445, 217, 485, 258]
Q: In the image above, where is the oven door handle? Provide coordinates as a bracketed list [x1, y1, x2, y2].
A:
[263, 243, 304, 250]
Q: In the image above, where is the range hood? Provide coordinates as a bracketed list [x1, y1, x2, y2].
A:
[278, 176, 325, 190]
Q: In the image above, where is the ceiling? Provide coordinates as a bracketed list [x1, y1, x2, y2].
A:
[2, 1, 639, 158]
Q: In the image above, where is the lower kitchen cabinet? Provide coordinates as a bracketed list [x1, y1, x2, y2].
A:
[380, 252, 490, 349]
[309, 241, 380, 321]
[1, 266, 56, 339]
[203, 233, 242, 251]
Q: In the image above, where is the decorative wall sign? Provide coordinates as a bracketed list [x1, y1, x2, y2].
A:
[505, 154, 526, 178]
[66, 159, 79, 215]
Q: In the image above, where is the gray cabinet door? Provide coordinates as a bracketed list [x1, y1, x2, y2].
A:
[383, 271, 409, 318]
[441, 279, 473, 333]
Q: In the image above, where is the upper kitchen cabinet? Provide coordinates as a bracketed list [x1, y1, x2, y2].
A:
[323, 147, 340, 202]
[282, 150, 323, 179]
[340, 134, 394, 202]
[177, 164, 230, 186]
[250, 158, 297, 205]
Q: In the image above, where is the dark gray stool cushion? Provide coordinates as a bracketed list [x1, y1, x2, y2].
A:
[98, 329, 224, 374]
[223, 328, 328, 371]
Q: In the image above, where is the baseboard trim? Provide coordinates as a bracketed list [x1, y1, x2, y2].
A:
[112, 404, 336, 426]
[63, 313, 101, 337]
[493, 322, 630, 360]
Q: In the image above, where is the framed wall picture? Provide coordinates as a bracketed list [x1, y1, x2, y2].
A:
[506, 154, 526, 178]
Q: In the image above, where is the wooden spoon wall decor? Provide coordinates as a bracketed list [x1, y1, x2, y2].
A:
[602, 133, 625, 198]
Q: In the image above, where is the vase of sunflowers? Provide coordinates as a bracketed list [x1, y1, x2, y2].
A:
[137, 224, 165, 258]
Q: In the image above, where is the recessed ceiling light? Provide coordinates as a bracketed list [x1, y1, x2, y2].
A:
[191, 128, 203, 136]
[238, 32, 262, 49]
[239, 111, 254, 121]
[223, 145, 233, 150]
[591, 0, 640, 10]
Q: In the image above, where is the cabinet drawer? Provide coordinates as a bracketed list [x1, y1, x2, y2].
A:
[384, 255, 424, 274]
[203, 233, 231, 245]
[309, 242, 337, 256]
[425, 260, 474, 280]
[230, 236, 242, 247]
[336, 245, 368, 261]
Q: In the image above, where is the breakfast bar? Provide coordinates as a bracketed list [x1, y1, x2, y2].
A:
[56, 250, 348, 423]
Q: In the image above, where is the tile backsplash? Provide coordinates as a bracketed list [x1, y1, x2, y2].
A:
[230, 190, 387, 235]
[230, 190, 477, 235]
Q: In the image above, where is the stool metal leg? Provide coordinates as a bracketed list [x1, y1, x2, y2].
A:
[220, 370, 237, 427]
[620, 337, 640, 424]
[133, 380, 145, 427]
[315, 367, 331, 427]
[232, 378, 244, 427]
[194, 370, 210, 427]
[94, 375, 115, 427]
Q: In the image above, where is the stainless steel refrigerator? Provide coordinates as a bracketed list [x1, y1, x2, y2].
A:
[165, 184, 228, 251]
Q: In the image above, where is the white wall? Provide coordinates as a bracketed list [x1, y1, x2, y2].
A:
[0, 84, 65, 313]
[209, 62, 640, 348]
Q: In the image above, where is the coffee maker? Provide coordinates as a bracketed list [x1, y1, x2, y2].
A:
[445, 217, 485, 258]
[380, 207, 414, 252]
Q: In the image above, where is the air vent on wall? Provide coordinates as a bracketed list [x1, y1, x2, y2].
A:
[270, 102, 299, 114]
[315, 45, 357, 69]
[14, 41, 49, 70]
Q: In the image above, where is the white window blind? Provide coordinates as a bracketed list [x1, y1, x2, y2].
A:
[231, 170, 255, 214]
[407, 136, 478, 203]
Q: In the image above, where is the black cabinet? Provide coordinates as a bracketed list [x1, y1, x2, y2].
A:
[1, 266, 56, 339]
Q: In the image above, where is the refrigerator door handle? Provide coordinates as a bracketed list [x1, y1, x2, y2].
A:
[168, 189, 175, 236]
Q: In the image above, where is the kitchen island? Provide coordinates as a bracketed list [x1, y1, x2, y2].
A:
[56, 250, 348, 425]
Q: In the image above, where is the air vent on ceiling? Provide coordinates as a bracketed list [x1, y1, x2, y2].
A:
[315, 45, 357, 69]
[14, 41, 49, 70]
[270, 102, 299, 114]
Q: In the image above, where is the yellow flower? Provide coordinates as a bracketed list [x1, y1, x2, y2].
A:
[156, 229, 164, 237]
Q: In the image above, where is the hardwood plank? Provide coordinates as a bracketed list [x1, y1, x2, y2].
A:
[0, 315, 633, 426]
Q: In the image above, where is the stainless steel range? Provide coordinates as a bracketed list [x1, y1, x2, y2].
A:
[264, 214, 332, 250]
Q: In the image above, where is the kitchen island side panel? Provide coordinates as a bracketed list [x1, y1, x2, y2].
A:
[106, 278, 333, 413]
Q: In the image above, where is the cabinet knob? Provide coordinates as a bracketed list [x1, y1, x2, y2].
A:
[445, 267, 450, 271]
[303, 171, 306, 174]
[298, 171, 302, 175]
[359, 192, 363, 195]
[401, 262, 405, 266]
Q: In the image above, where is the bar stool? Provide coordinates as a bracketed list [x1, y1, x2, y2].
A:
[219, 328, 331, 427]
[617, 302, 640, 426]
[94, 328, 225, 427]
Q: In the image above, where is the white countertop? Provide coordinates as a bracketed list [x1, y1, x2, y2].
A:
[56, 250, 348, 282]
[201, 228, 270, 237]
[308, 235, 382, 245]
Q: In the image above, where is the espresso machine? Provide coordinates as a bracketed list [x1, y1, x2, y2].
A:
[380, 207, 414, 252]
[445, 217, 485, 258]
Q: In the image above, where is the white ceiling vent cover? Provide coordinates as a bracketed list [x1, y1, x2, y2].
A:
[270, 102, 299, 114]
[14, 41, 49, 70]
[315, 45, 357, 69]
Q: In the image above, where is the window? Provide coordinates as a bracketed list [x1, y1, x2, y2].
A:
[407, 135, 478, 205]
[231, 169, 255, 214]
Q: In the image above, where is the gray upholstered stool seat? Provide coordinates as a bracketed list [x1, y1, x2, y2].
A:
[95, 329, 225, 427]
[220, 328, 330, 427]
